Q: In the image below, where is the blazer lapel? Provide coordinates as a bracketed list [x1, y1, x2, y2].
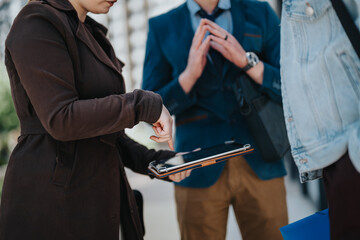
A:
[176, 4, 220, 79]
[230, 0, 246, 47]
[223, 0, 246, 77]
[177, 5, 196, 70]
[76, 22, 122, 75]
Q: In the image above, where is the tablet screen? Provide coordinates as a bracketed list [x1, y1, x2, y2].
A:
[151, 141, 250, 173]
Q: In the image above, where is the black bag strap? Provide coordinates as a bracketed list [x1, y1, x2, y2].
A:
[331, 0, 360, 59]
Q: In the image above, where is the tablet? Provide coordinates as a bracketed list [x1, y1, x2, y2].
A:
[148, 141, 254, 178]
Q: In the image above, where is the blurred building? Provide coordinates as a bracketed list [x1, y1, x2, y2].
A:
[0, 0, 27, 60]
[0, 0, 280, 90]
[91, 0, 280, 90]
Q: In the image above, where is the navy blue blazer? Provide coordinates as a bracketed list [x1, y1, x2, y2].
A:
[142, 0, 286, 188]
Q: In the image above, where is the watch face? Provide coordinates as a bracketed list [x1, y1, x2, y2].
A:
[246, 52, 259, 67]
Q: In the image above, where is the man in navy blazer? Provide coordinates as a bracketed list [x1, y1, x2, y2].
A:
[142, 0, 288, 239]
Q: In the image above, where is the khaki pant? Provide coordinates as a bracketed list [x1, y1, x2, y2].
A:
[175, 156, 288, 240]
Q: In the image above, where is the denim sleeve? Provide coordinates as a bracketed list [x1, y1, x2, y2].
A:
[142, 19, 197, 115]
[259, 3, 282, 103]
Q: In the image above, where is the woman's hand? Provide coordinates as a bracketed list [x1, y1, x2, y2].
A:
[179, 19, 211, 94]
[151, 105, 174, 150]
[169, 169, 192, 182]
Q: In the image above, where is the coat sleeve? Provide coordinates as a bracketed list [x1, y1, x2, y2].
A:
[117, 133, 176, 175]
[258, 2, 282, 103]
[6, 5, 162, 141]
[142, 18, 197, 115]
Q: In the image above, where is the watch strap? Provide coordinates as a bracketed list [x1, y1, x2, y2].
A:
[241, 64, 253, 72]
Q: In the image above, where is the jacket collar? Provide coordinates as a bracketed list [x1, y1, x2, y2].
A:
[44, 0, 122, 74]
[75, 22, 123, 75]
[43, 0, 75, 12]
[44, 0, 108, 35]
[180, 0, 246, 78]
[84, 17, 108, 37]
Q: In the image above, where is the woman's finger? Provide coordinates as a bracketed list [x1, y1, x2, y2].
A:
[152, 126, 161, 136]
[150, 135, 171, 142]
[149, 135, 160, 142]
[167, 139, 174, 151]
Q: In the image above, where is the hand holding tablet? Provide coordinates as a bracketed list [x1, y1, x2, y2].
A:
[148, 140, 254, 178]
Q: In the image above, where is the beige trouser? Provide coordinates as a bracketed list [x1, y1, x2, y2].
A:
[175, 156, 288, 240]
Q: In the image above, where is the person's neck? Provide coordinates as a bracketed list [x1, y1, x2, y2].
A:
[195, 0, 219, 14]
[68, 0, 87, 22]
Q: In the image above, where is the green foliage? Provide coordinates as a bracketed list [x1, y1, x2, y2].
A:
[0, 66, 18, 134]
[0, 65, 19, 166]
[0, 177, 3, 197]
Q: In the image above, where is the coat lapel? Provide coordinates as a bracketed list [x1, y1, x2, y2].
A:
[76, 22, 122, 75]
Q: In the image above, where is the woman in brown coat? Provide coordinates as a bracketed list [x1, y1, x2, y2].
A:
[0, 0, 190, 239]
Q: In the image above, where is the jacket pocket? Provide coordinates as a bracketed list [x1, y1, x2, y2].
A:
[52, 141, 77, 187]
[241, 22, 263, 53]
[338, 51, 360, 99]
[283, 0, 332, 62]
[283, 0, 331, 22]
[175, 114, 208, 127]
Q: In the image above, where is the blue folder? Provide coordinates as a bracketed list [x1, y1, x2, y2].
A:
[280, 209, 330, 240]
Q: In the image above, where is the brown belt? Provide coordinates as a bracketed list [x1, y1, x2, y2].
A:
[20, 117, 47, 136]
[20, 117, 118, 147]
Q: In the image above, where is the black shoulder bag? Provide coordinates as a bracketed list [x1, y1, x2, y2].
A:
[331, 0, 360, 59]
[233, 74, 292, 163]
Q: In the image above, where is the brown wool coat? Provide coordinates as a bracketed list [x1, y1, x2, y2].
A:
[0, 0, 174, 239]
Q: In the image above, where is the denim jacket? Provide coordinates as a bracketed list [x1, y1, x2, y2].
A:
[280, 0, 360, 182]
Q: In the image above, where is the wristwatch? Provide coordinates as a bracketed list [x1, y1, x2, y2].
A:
[241, 52, 259, 72]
